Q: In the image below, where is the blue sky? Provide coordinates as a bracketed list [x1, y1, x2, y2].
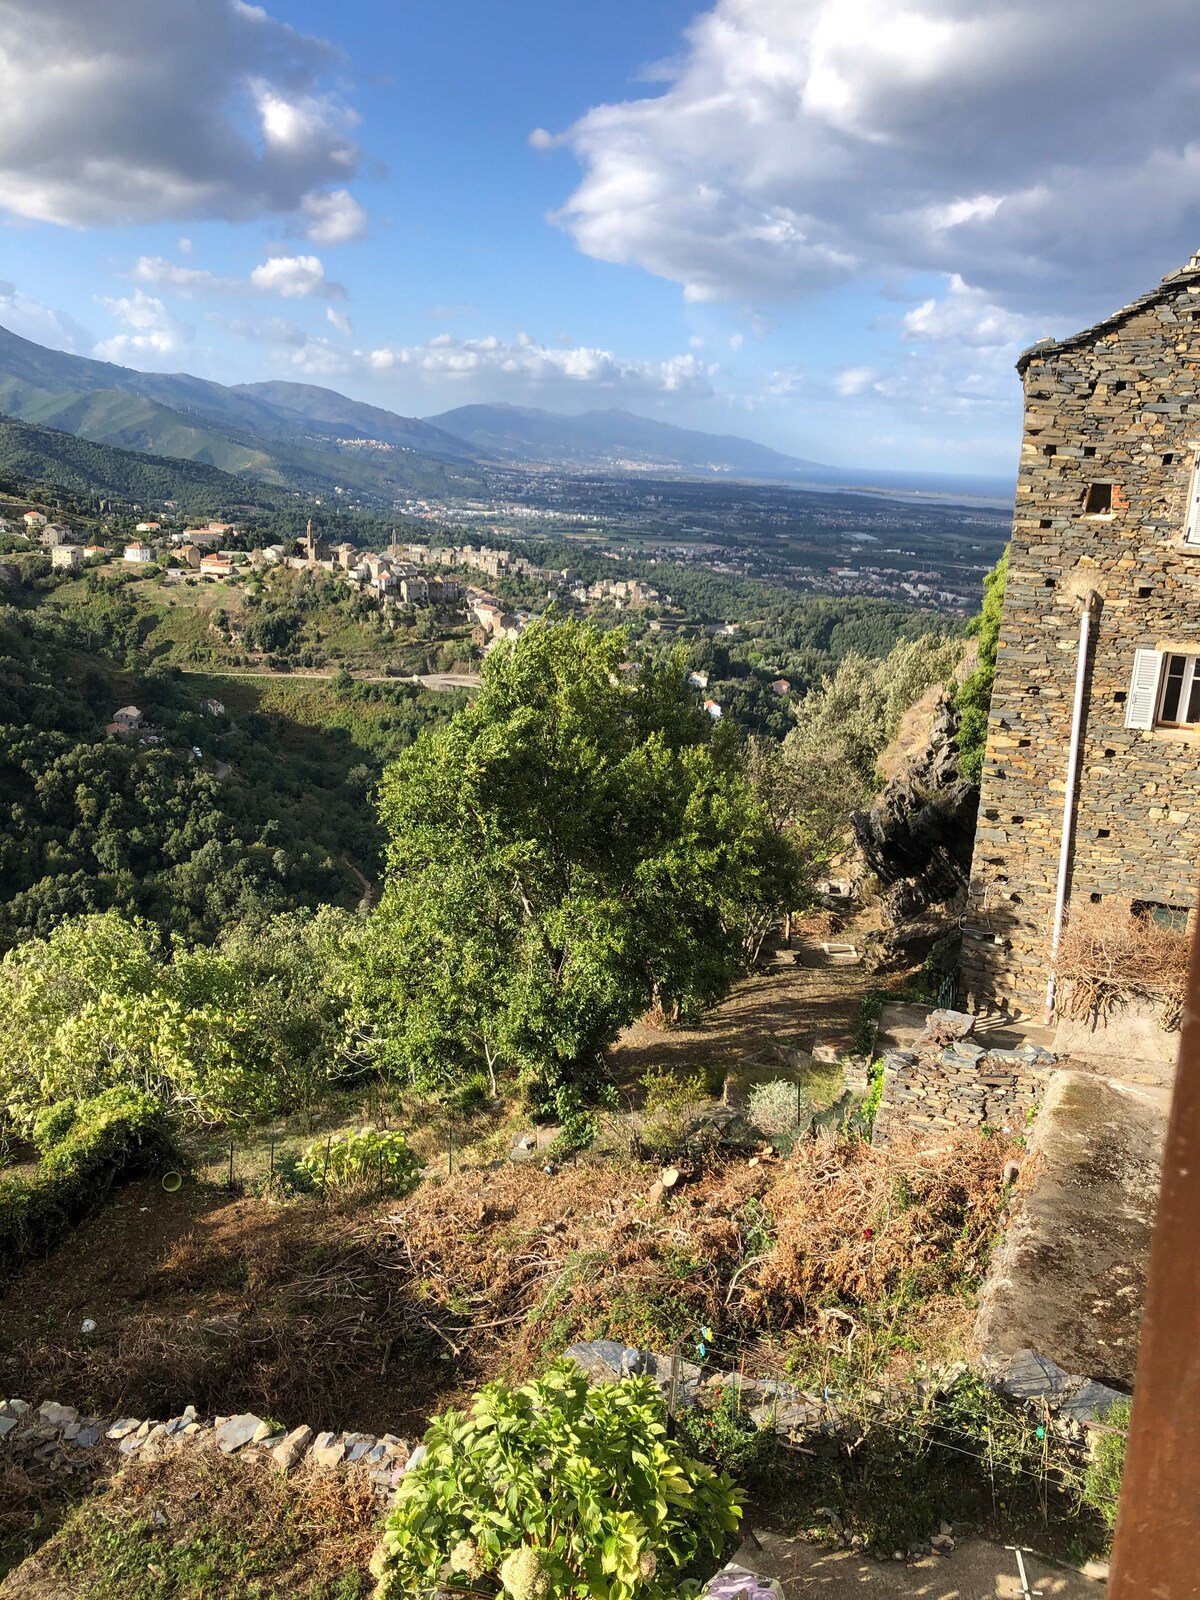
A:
[5, 0, 1200, 474]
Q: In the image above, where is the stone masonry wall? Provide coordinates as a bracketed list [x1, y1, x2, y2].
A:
[962, 258, 1200, 1013]
[870, 1040, 1054, 1144]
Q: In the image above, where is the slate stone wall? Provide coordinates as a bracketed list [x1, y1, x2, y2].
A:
[870, 1042, 1053, 1143]
[962, 260, 1200, 1013]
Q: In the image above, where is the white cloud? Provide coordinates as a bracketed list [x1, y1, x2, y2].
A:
[133, 257, 240, 295]
[178, 237, 193, 254]
[0, 0, 362, 230]
[728, 332, 743, 352]
[301, 187, 367, 244]
[547, 0, 1200, 323]
[249, 253, 346, 299]
[134, 250, 348, 304]
[0, 282, 92, 352]
[528, 128, 557, 151]
[93, 289, 193, 365]
[326, 306, 353, 336]
[832, 366, 879, 397]
[367, 331, 715, 399]
[900, 274, 1040, 348]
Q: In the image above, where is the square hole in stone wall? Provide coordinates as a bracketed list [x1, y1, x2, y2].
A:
[1083, 482, 1113, 514]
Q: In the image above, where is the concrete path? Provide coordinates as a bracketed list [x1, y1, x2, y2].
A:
[734, 1534, 1103, 1598]
[975, 1069, 1167, 1386]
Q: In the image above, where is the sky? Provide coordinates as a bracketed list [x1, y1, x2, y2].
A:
[3, 1, 1200, 475]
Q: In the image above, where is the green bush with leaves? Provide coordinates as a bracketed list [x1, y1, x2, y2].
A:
[0, 1087, 170, 1276]
[955, 547, 1008, 784]
[298, 1126, 420, 1196]
[639, 1068, 711, 1162]
[372, 1360, 742, 1600]
[674, 1386, 776, 1483]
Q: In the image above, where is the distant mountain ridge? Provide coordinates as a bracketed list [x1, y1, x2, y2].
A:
[0, 324, 483, 503]
[0, 323, 1015, 503]
[424, 402, 822, 475]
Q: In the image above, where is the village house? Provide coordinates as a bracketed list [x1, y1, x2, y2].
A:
[123, 542, 155, 564]
[39, 523, 73, 548]
[107, 705, 143, 734]
[962, 247, 1200, 1019]
[22, 510, 46, 530]
[177, 544, 203, 569]
[200, 697, 225, 717]
[199, 552, 237, 579]
[50, 545, 83, 570]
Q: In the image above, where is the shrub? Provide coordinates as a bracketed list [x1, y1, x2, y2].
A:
[0, 1087, 170, 1277]
[639, 1068, 711, 1161]
[747, 1078, 808, 1136]
[372, 1360, 741, 1600]
[298, 1127, 420, 1196]
[674, 1385, 776, 1483]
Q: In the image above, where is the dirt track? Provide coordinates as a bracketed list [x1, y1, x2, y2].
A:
[734, 1533, 1103, 1598]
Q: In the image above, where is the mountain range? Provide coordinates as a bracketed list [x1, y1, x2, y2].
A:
[0, 323, 1014, 504]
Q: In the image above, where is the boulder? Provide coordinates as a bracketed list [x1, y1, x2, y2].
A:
[851, 700, 978, 918]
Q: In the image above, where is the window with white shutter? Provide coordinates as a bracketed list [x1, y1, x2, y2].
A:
[1125, 649, 1163, 730]
[1185, 455, 1200, 546]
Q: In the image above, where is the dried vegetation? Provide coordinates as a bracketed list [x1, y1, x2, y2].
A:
[1054, 900, 1190, 1028]
[1, 1132, 1013, 1442]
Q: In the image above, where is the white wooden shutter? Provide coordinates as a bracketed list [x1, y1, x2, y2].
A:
[1125, 649, 1163, 729]
[1186, 455, 1200, 545]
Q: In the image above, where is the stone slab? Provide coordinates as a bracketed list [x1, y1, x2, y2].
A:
[216, 1414, 266, 1454]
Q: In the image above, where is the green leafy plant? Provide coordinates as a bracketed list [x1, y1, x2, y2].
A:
[852, 992, 885, 1059]
[639, 1068, 710, 1161]
[0, 1087, 170, 1277]
[859, 1060, 885, 1135]
[372, 1360, 742, 1600]
[674, 1386, 775, 1483]
[298, 1127, 420, 1196]
[1083, 1402, 1131, 1533]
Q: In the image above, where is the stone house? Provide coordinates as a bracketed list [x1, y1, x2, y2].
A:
[961, 249, 1200, 1018]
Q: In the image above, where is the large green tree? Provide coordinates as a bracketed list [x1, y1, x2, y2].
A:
[356, 620, 799, 1106]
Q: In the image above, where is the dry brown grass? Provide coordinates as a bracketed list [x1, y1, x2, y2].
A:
[1055, 900, 1190, 1028]
[380, 1130, 1014, 1381]
[0, 1130, 1013, 1441]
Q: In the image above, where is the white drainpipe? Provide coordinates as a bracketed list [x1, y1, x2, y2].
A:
[1045, 589, 1098, 1022]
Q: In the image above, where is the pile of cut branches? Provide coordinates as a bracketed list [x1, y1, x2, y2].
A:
[1055, 900, 1190, 1029]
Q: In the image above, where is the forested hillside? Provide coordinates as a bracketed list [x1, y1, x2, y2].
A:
[0, 414, 279, 511]
[0, 599, 462, 950]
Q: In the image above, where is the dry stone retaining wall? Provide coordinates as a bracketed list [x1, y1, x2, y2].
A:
[0, 1395, 414, 1500]
[869, 1007, 1054, 1142]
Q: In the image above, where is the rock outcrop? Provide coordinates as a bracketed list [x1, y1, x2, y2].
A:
[852, 698, 978, 967]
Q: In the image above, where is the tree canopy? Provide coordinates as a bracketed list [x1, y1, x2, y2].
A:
[356, 620, 799, 1108]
